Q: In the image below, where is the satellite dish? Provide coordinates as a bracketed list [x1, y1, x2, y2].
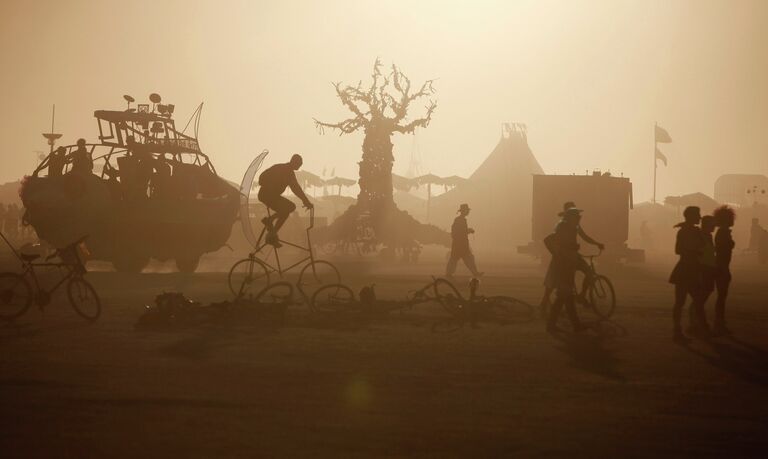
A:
[149, 93, 162, 103]
[123, 95, 135, 103]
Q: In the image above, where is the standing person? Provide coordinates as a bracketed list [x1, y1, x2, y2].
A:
[48, 146, 66, 177]
[713, 205, 736, 336]
[700, 216, 717, 326]
[541, 201, 604, 307]
[257, 154, 313, 247]
[669, 206, 708, 342]
[446, 203, 483, 278]
[544, 207, 588, 333]
[70, 138, 94, 176]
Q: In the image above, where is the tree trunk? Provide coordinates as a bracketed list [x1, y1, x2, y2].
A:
[357, 124, 394, 208]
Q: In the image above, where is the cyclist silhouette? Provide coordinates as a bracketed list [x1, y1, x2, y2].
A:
[258, 154, 313, 247]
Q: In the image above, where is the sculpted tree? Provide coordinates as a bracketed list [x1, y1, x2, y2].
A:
[315, 59, 448, 249]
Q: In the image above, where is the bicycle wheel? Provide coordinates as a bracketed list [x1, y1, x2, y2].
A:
[255, 281, 294, 305]
[588, 275, 616, 319]
[0, 272, 32, 321]
[485, 296, 535, 323]
[67, 277, 101, 322]
[297, 260, 340, 298]
[432, 278, 465, 315]
[310, 283, 355, 313]
[228, 258, 271, 298]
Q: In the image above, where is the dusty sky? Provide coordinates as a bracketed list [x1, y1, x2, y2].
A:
[1, 0, 766, 202]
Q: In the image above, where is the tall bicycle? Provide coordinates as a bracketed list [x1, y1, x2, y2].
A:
[0, 235, 101, 322]
[228, 208, 340, 300]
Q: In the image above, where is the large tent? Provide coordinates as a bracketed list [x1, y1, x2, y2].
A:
[430, 124, 544, 248]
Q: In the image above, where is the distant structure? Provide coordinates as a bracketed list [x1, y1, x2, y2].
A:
[430, 122, 543, 248]
[714, 174, 768, 206]
[519, 170, 643, 262]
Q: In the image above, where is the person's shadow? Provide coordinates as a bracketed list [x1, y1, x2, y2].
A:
[552, 323, 627, 382]
[680, 336, 768, 386]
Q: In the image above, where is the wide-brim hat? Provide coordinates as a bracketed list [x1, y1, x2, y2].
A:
[561, 207, 583, 217]
[558, 201, 577, 216]
[458, 203, 470, 213]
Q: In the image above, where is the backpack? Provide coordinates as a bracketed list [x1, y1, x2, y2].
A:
[543, 232, 559, 255]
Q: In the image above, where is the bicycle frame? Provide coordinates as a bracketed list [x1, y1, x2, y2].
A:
[250, 207, 317, 277]
[23, 262, 77, 302]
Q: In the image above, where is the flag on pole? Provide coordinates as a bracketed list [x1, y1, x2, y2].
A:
[655, 125, 672, 143]
[655, 147, 668, 166]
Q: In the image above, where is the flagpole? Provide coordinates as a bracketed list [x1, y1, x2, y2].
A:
[653, 122, 657, 203]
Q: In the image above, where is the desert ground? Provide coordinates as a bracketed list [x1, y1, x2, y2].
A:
[1, 248, 767, 458]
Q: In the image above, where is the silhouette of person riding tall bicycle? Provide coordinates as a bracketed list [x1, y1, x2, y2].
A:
[228, 152, 340, 300]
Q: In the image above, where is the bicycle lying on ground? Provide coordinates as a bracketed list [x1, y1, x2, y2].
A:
[228, 208, 340, 301]
[309, 276, 534, 328]
[0, 235, 101, 322]
[430, 277, 535, 329]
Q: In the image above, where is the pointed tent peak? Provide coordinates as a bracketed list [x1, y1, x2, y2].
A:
[469, 122, 543, 182]
[501, 122, 527, 141]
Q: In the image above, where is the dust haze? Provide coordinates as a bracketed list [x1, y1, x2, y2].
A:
[1, 1, 768, 457]
[2, 0, 767, 200]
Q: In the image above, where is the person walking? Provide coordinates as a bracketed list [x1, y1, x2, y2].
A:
[541, 201, 604, 308]
[446, 203, 482, 278]
[544, 207, 589, 333]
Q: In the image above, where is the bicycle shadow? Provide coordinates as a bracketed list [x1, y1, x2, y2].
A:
[680, 337, 768, 387]
[551, 323, 627, 382]
[0, 319, 96, 345]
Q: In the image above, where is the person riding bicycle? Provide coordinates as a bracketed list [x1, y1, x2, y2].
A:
[258, 154, 313, 247]
[541, 201, 604, 307]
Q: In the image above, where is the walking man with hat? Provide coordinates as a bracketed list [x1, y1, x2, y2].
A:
[446, 203, 483, 278]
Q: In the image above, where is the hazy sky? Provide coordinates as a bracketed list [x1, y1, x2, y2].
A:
[1, 0, 766, 202]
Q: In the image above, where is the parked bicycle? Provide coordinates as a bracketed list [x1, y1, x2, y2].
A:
[0, 234, 101, 322]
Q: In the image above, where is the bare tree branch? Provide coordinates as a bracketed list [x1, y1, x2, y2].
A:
[314, 59, 437, 135]
[314, 116, 366, 136]
[392, 100, 437, 134]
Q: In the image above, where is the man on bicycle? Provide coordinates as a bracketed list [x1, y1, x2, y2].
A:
[258, 154, 313, 247]
[541, 201, 604, 307]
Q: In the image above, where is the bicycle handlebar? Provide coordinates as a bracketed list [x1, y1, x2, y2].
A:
[579, 248, 603, 258]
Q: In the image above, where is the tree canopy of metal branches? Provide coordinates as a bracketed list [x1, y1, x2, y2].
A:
[313, 59, 449, 248]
